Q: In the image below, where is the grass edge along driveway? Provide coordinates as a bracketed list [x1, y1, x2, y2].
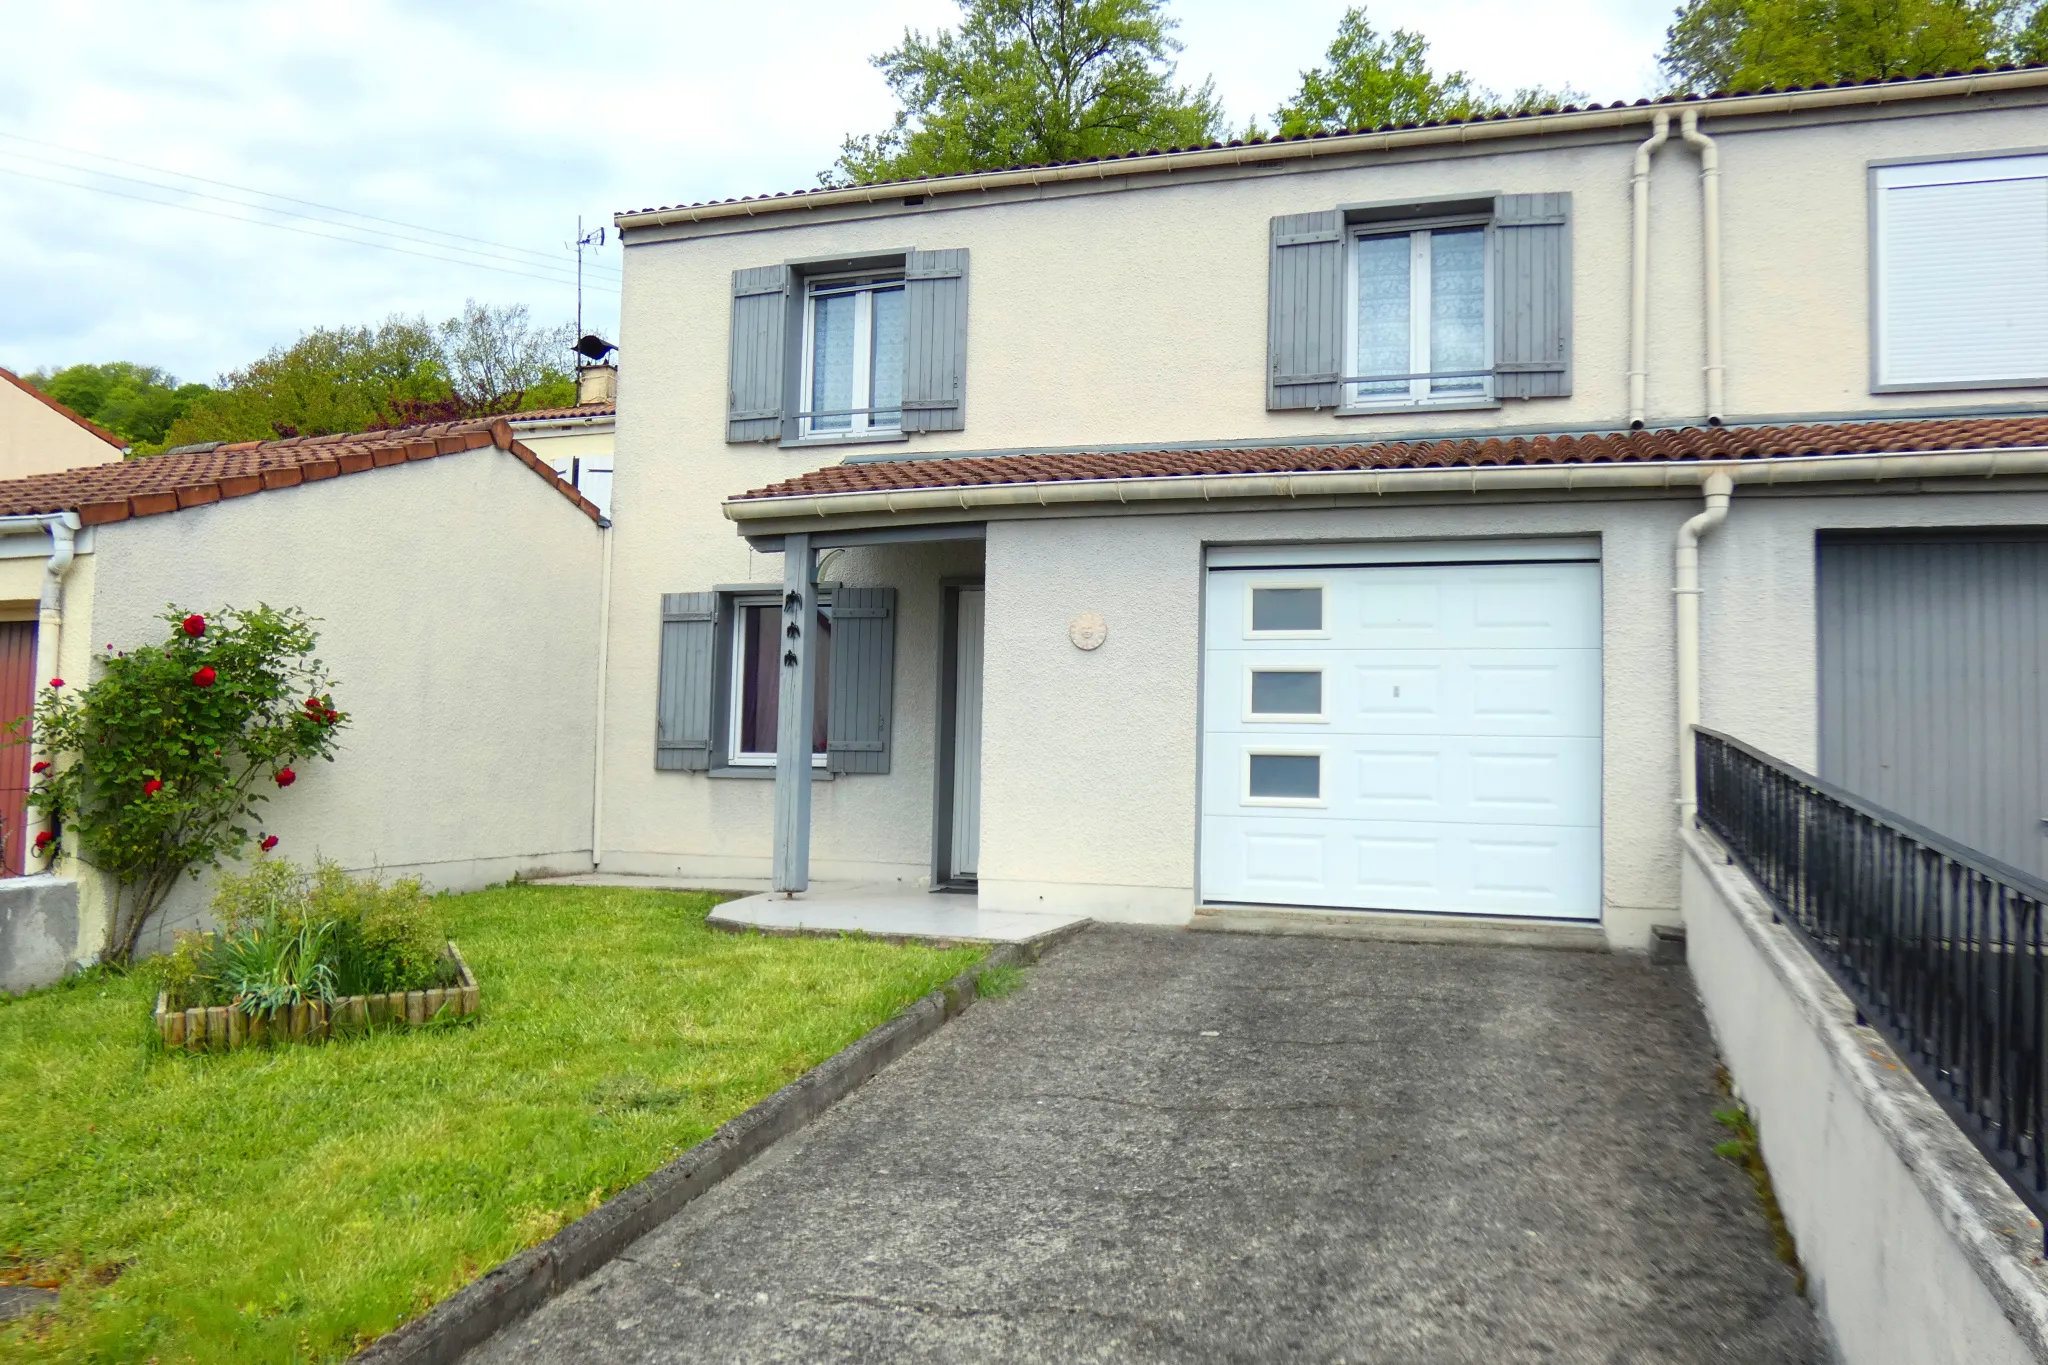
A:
[0, 885, 983, 1364]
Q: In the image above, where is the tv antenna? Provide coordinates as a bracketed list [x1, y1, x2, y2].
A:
[572, 217, 608, 357]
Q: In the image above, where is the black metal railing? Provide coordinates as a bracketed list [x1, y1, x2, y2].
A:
[1695, 727, 2048, 1226]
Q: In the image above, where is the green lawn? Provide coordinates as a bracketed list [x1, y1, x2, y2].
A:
[0, 885, 983, 1363]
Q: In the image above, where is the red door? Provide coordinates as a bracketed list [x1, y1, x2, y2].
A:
[0, 622, 37, 876]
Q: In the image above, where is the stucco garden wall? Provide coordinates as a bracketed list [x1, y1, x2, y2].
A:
[67, 447, 604, 956]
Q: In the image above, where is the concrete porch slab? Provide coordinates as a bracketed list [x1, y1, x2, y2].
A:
[709, 884, 1089, 945]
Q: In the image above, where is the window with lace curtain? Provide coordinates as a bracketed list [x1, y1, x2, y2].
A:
[1345, 223, 1492, 410]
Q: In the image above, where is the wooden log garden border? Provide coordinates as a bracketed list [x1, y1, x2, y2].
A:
[154, 943, 479, 1052]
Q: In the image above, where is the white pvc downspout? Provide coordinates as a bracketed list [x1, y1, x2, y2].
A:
[1679, 109, 1726, 424]
[21, 512, 81, 868]
[588, 521, 614, 870]
[1628, 111, 1671, 428]
[1675, 473, 1733, 825]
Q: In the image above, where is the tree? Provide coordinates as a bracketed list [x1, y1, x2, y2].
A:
[828, 0, 1226, 186]
[24, 362, 211, 450]
[159, 317, 449, 448]
[20, 606, 349, 964]
[154, 303, 576, 449]
[1658, 0, 2044, 92]
[1273, 7, 1586, 138]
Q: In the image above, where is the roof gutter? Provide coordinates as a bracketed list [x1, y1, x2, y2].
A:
[721, 446, 2048, 528]
[620, 69, 2048, 232]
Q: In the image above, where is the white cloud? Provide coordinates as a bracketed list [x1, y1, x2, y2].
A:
[0, 0, 1670, 382]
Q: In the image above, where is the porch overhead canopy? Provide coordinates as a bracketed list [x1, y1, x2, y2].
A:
[722, 414, 2048, 536]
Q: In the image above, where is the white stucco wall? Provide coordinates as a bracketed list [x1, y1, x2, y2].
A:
[1684, 829, 2048, 1365]
[0, 374, 123, 479]
[65, 447, 603, 954]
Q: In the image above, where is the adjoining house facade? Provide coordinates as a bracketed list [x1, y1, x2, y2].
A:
[598, 67, 2048, 950]
[0, 366, 125, 479]
[0, 417, 605, 981]
[510, 364, 618, 519]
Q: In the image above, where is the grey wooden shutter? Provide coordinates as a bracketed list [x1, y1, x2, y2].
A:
[728, 265, 792, 442]
[902, 250, 968, 432]
[1267, 211, 1345, 411]
[825, 587, 895, 774]
[1493, 193, 1572, 399]
[655, 593, 717, 770]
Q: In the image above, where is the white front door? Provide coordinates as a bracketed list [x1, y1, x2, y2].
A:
[950, 588, 986, 879]
[1200, 558, 1602, 920]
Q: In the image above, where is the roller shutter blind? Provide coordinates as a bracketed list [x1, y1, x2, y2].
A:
[1267, 210, 1345, 410]
[1875, 157, 2048, 389]
[727, 265, 793, 442]
[655, 592, 717, 770]
[1492, 193, 1572, 398]
[902, 250, 969, 432]
[825, 587, 896, 773]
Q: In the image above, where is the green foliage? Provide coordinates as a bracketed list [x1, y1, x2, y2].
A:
[153, 302, 575, 451]
[0, 884, 983, 1362]
[21, 606, 349, 964]
[975, 962, 1026, 997]
[1658, 0, 2046, 92]
[173, 857, 451, 1009]
[828, 0, 1226, 186]
[22, 362, 211, 450]
[1273, 6, 1586, 137]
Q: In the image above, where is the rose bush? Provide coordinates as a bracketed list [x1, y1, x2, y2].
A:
[17, 605, 350, 963]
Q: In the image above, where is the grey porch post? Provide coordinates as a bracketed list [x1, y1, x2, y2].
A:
[772, 532, 817, 894]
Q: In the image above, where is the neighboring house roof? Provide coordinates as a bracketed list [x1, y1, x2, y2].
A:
[0, 366, 125, 451]
[507, 401, 615, 423]
[620, 65, 2048, 229]
[732, 414, 2048, 502]
[0, 417, 602, 525]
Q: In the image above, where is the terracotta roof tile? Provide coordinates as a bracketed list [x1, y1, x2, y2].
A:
[732, 415, 2048, 502]
[507, 401, 615, 422]
[0, 416, 601, 525]
[626, 65, 2047, 220]
[0, 366, 125, 451]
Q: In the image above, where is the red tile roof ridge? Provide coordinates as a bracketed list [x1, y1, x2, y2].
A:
[730, 414, 2048, 502]
[507, 401, 615, 421]
[0, 366, 126, 451]
[0, 415, 601, 526]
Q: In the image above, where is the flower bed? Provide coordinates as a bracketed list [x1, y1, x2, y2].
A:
[154, 942, 478, 1051]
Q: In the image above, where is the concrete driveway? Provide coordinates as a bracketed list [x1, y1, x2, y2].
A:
[467, 926, 1824, 1364]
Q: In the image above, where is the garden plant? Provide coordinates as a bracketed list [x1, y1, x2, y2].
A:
[18, 605, 348, 963]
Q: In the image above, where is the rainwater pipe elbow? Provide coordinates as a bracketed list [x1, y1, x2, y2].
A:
[1629, 111, 1670, 429]
[1675, 472, 1733, 826]
[1680, 109, 1725, 425]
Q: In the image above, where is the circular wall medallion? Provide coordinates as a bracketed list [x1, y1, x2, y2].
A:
[1069, 611, 1107, 651]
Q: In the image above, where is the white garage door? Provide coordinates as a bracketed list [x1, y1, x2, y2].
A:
[1200, 551, 1602, 920]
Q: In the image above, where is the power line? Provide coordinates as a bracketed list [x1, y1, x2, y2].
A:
[0, 164, 620, 294]
[0, 146, 605, 283]
[0, 129, 621, 278]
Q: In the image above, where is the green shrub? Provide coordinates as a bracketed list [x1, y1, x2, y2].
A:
[164, 857, 452, 1012]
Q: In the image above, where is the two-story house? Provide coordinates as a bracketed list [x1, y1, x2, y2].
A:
[596, 67, 2048, 950]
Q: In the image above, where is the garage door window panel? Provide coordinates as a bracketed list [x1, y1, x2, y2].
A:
[1247, 583, 1327, 637]
[1248, 668, 1326, 721]
[1246, 751, 1326, 806]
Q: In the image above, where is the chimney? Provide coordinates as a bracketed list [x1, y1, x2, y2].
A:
[576, 363, 617, 406]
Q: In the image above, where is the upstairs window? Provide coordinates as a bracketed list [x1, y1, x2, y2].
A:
[1874, 155, 2048, 391]
[1348, 224, 1490, 408]
[801, 274, 906, 440]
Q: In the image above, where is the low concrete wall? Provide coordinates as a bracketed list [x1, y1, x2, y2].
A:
[1682, 827, 2048, 1365]
[0, 876, 80, 993]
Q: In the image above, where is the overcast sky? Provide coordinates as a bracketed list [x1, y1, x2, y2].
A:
[0, 0, 1671, 384]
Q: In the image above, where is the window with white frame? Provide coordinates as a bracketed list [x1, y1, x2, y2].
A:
[800, 274, 906, 439]
[1346, 224, 1491, 408]
[1874, 155, 2048, 391]
[726, 598, 832, 766]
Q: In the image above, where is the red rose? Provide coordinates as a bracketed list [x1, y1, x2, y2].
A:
[47, 678, 61, 689]
[274, 767, 296, 788]
[31, 761, 48, 774]
[192, 666, 217, 688]
[143, 778, 163, 796]
[33, 831, 52, 850]
[182, 614, 206, 637]
[304, 697, 322, 712]
[259, 835, 279, 852]
[323, 709, 337, 723]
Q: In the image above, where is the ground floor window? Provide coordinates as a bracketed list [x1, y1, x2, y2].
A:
[729, 601, 831, 765]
